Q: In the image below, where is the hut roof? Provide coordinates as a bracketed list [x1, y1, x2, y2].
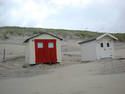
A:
[79, 33, 118, 44]
[24, 32, 63, 43]
[78, 35, 99, 44]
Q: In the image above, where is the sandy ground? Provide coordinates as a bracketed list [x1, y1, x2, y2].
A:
[0, 39, 125, 94]
[0, 39, 82, 79]
[0, 40, 125, 79]
[0, 61, 125, 94]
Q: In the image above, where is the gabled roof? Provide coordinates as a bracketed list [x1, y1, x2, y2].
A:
[96, 33, 118, 40]
[79, 33, 118, 44]
[24, 32, 63, 43]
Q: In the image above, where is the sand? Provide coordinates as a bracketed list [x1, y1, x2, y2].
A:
[0, 39, 125, 94]
[0, 62, 125, 94]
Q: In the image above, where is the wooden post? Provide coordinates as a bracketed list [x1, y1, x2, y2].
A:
[3, 48, 5, 62]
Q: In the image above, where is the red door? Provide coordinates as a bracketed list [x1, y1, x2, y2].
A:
[35, 39, 57, 64]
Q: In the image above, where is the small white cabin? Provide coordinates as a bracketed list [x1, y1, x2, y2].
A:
[79, 33, 118, 61]
[24, 32, 63, 64]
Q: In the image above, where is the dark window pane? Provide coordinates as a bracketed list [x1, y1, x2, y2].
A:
[100, 43, 103, 47]
[107, 43, 110, 47]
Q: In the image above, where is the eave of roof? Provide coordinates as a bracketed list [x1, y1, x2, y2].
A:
[23, 32, 63, 43]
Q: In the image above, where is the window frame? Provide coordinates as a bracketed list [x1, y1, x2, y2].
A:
[48, 42, 54, 48]
[37, 42, 43, 48]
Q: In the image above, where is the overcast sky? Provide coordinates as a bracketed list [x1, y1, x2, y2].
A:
[0, 0, 125, 33]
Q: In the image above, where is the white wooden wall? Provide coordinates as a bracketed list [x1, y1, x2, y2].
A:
[80, 40, 97, 61]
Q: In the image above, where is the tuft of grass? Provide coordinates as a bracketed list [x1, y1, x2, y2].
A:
[2, 32, 9, 39]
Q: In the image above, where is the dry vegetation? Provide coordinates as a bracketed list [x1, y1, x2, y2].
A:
[0, 26, 125, 41]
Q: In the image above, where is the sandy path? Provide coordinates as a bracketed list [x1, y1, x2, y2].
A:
[0, 63, 125, 94]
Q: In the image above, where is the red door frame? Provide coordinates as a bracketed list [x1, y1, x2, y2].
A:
[34, 39, 57, 64]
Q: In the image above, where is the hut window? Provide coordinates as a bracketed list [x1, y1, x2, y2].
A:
[107, 43, 110, 47]
[38, 42, 43, 48]
[100, 43, 103, 47]
[48, 42, 54, 48]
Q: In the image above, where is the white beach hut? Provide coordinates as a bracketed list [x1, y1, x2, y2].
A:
[79, 33, 118, 61]
[24, 32, 63, 64]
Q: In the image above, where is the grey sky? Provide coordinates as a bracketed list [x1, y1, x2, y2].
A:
[0, 0, 125, 33]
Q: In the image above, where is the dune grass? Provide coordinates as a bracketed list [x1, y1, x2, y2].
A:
[0, 26, 125, 41]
